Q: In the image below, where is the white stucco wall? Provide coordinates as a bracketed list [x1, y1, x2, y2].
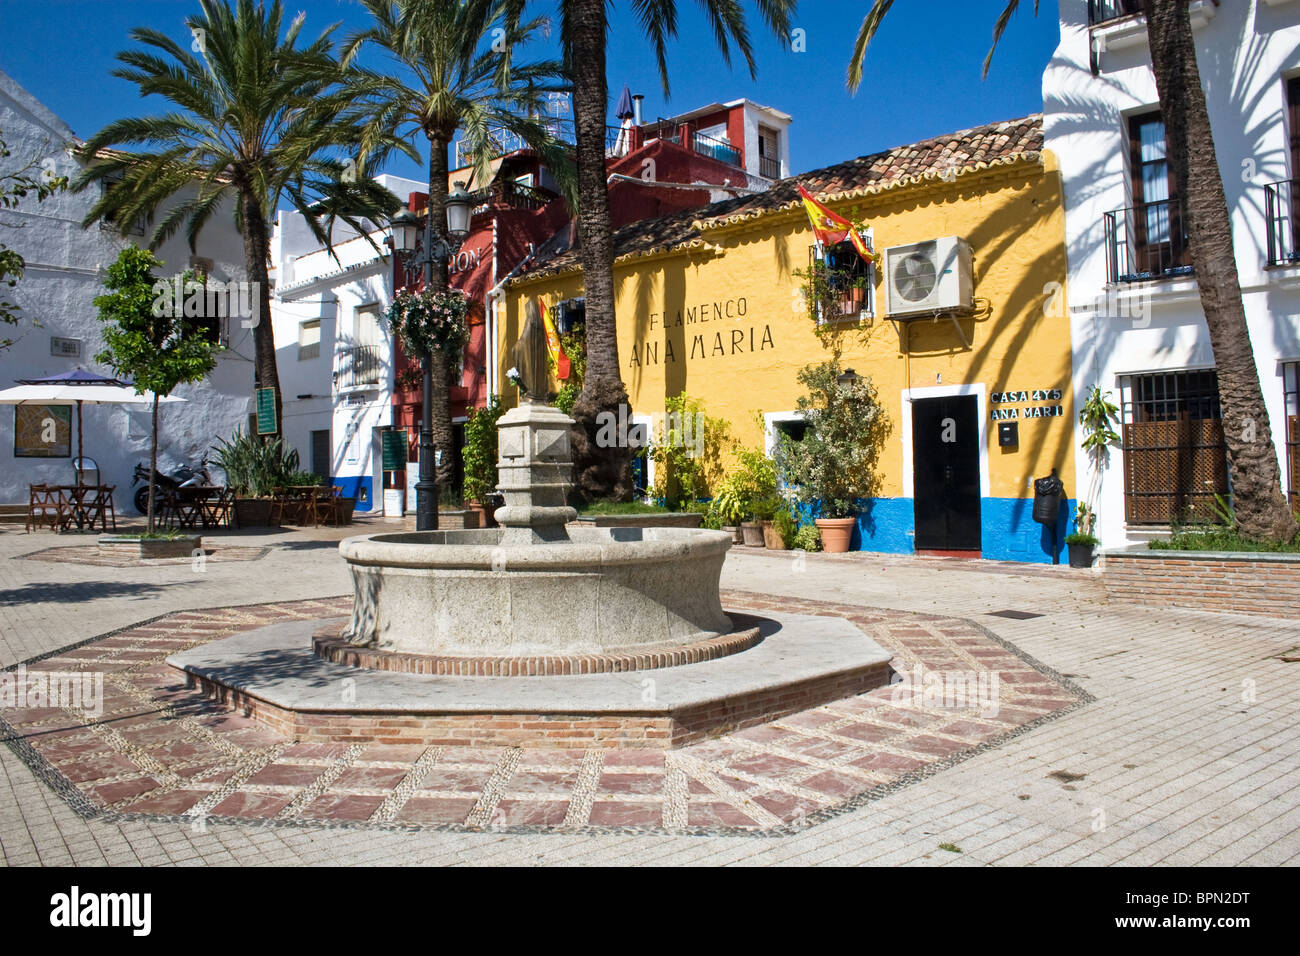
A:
[1044, 0, 1300, 546]
[0, 69, 251, 510]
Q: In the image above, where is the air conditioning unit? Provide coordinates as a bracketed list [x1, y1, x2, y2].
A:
[882, 236, 973, 317]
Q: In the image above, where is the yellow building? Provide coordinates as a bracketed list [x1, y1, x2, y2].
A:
[499, 115, 1077, 563]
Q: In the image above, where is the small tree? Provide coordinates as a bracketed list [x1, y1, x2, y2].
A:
[94, 247, 220, 530]
[774, 361, 892, 519]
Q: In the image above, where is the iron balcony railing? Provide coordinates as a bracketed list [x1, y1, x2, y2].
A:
[759, 155, 781, 180]
[1265, 179, 1300, 266]
[643, 118, 743, 168]
[1088, 0, 1141, 26]
[1103, 197, 1194, 283]
[334, 344, 383, 390]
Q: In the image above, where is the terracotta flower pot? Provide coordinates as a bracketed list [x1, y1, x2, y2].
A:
[815, 517, 856, 553]
[740, 521, 765, 547]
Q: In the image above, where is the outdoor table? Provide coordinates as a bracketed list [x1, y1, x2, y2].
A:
[277, 486, 327, 526]
[164, 486, 230, 529]
[49, 484, 116, 532]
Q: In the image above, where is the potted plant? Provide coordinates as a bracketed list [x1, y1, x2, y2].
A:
[728, 445, 779, 547]
[849, 274, 867, 311]
[212, 431, 300, 527]
[710, 480, 747, 544]
[774, 361, 891, 553]
[765, 507, 796, 550]
[1066, 503, 1099, 568]
[1072, 386, 1120, 565]
[463, 394, 504, 526]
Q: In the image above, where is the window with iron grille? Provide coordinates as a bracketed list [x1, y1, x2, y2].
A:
[1120, 370, 1228, 524]
[807, 240, 874, 325]
[1285, 362, 1299, 509]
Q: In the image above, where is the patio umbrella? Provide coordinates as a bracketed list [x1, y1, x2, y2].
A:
[612, 86, 636, 158]
[0, 369, 185, 469]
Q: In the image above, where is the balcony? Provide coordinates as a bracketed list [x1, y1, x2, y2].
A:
[1088, 0, 1140, 25]
[334, 344, 384, 391]
[1265, 180, 1300, 266]
[640, 119, 743, 168]
[1103, 198, 1194, 283]
[759, 155, 782, 180]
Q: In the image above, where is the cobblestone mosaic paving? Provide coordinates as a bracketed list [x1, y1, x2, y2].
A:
[18, 545, 270, 568]
[0, 591, 1087, 835]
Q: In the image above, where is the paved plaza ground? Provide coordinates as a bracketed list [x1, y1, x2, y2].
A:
[1, 518, 1298, 866]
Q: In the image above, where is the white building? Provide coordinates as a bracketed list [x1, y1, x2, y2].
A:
[0, 69, 251, 510]
[270, 174, 422, 514]
[1044, 0, 1300, 547]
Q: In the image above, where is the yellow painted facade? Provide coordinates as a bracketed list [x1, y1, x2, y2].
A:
[499, 150, 1076, 562]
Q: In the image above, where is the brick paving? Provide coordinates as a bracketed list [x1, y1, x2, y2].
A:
[0, 592, 1083, 835]
[1, 525, 1299, 865]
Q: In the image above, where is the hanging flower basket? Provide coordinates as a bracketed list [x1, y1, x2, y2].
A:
[385, 288, 470, 369]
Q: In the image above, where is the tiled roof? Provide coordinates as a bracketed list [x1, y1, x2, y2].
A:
[513, 114, 1042, 282]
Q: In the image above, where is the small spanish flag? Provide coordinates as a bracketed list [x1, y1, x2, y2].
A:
[540, 300, 571, 379]
[798, 183, 876, 264]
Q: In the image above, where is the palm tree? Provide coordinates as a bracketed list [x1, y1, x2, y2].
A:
[541, 0, 797, 502]
[74, 0, 402, 441]
[847, 0, 1297, 542]
[344, 0, 571, 491]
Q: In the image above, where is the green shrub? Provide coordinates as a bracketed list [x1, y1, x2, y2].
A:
[793, 523, 822, 552]
[772, 508, 798, 548]
[462, 394, 504, 503]
[284, 470, 324, 487]
[212, 431, 300, 497]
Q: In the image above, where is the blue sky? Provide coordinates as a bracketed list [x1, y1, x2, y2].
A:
[0, 1, 1059, 180]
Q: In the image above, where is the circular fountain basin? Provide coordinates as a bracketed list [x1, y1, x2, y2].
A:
[335, 526, 735, 661]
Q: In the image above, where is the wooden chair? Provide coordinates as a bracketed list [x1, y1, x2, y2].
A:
[312, 486, 343, 527]
[269, 487, 290, 526]
[26, 484, 67, 532]
[202, 487, 231, 528]
[79, 485, 117, 532]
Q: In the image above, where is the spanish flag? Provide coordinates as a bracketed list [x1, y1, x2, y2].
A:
[540, 300, 571, 379]
[798, 183, 876, 264]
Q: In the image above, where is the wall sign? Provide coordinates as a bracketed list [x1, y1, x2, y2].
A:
[989, 388, 1064, 421]
[381, 428, 409, 472]
[14, 405, 71, 458]
[255, 387, 278, 435]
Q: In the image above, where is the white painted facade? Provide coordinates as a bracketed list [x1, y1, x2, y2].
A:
[1044, 0, 1300, 546]
[270, 174, 423, 513]
[0, 69, 251, 510]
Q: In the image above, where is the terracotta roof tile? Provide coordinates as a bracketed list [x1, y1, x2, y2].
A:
[514, 114, 1042, 282]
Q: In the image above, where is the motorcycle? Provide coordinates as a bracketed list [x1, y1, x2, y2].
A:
[131, 456, 212, 515]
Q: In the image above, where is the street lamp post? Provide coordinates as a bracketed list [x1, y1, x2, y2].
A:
[390, 182, 473, 531]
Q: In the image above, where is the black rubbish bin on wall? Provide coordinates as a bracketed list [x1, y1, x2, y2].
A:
[1033, 471, 1065, 564]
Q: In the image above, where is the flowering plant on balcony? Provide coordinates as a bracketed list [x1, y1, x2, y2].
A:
[385, 288, 470, 369]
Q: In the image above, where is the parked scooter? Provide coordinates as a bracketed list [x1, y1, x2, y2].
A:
[131, 457, 212, 514]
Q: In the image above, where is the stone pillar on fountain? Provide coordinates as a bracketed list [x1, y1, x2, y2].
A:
[494, 399, 578, 545]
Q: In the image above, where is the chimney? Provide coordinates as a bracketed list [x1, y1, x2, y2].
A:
[632, 94, 644, 126]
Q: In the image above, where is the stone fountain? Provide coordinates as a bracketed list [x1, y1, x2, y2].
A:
[325, 302, 739, 671]
[167, 301, 892, 749]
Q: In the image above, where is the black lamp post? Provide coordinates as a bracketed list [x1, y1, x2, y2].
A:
[391, 182, 473, 531]
[837, 368, 861, 388]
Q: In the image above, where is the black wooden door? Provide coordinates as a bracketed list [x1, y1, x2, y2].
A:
[912, 396, 981, 551]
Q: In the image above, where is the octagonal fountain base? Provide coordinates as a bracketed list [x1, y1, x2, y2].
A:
[167, 611, 894, 749]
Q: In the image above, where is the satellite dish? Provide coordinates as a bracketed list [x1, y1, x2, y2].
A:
[894, 251, 937, 302]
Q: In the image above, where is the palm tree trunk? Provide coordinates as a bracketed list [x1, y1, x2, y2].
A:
[240, 189, 282, 441]
[148, 394, 158, 533]
[567, 0, 633, 502]
[425, 134, 456, 490]
[1140, 0, 1297, 540]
